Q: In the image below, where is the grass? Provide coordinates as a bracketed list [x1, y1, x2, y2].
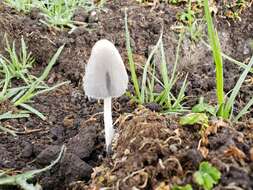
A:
[4, 0, 95, 30]
[1, 35, 35, 84]
[201, 40, 253, 74]
[223, 56, 253, 120]
[125, 12, 141, 101]
[202, 0, 253, 120]
[37, 0, 94, 29]
[4, 0, 33, 13]
[203, 0, 224, 116]
[125, 9, 188, 113]
[0, 36, 68, 126]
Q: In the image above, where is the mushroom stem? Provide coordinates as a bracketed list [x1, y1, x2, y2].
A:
[104, 97, 114, 152]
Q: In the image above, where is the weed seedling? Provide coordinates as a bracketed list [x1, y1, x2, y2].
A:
[180, 112, 210, 139]
[4, 0, 33, 13]
[172, 161, 220, 190]
[192, 97, 216, 116]
[180, 112, 209, 127]
[193, 161, 221, 190]
[179, 0, 195, 26]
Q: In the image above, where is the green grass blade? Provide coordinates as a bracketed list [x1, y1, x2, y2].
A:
[6, 86, 29, 100]
[172, 74, 188, 110]
[14, 45, 64, 105]
[124, 9, 141, 102]
[0, 60, 11, 100]
[11, 89, 27, 103]
[147, 61, 156, 102]
[235, 97, 253, 121]
[0, 111, 30, 120]
[21, 36, 27, 66]
[34, 81, 70, 96]
[204, 0, 224, 115]
[224, 55, 253, 119]
[170, 29, 184, 85]
[141, 33, 163, 103]
[201, 40, 253, 74]
[19, 103, 46, 120]
[159, 32, 184, 105]
[158, 39, 171, 106]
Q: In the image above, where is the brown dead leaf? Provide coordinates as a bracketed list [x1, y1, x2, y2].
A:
[211, 119, 229, 128]
[199, 146, 209, 158]
[201, 135, 209, 145]
[63, 114, 74, 128]
[224, 145, 246, 161]
[201, 124, 218, 145]
[201, 119, 229, 145]
[205, 124, 218, 136]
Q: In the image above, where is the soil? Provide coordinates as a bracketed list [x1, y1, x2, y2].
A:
[0, 0, 252, 190]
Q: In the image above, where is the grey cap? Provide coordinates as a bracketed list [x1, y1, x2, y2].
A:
[83, 39, 128, 99]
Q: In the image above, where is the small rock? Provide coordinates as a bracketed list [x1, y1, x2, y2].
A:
[180, 149, 203, 169]
[145, 102, 162, 112]
[39, 152, 92, 189]
[169, 144, 178, 153]
[243, 44, 250, 55]
[73, 7, 89, 23]
[63, 115, 75, 128]
[67, 125, 97, 159]
[70, 90, 83, 103]
[223, 166, 251, 188]
[50, 126, 65, 140]
[20, 142, 33, 158]
[36, 145, 61, 165]
[59, 153, 92, 184]
[88, 11, 98, 23]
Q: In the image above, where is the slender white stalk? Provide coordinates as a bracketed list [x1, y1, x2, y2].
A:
[104, 97, 114, 152]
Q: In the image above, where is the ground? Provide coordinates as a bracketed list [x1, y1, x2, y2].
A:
[0, 0, 252, 189]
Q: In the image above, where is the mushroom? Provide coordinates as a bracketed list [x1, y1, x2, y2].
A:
[83, 39, 128, 152]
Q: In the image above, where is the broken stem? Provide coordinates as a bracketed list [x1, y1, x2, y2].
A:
[104, 97, 114, 152]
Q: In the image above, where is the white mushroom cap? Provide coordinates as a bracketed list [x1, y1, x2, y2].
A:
[83, 39, 128, 99]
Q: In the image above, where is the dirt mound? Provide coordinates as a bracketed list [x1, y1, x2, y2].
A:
[86, 108, 253, 189]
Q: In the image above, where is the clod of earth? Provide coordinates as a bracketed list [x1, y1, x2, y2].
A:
[83, 39, 128, 153]
[89, 108, 185, 189]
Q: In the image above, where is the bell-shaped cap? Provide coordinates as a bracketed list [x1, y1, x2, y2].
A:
[83, 39, 128, 99]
